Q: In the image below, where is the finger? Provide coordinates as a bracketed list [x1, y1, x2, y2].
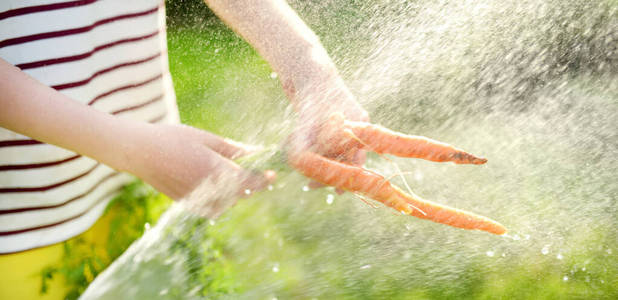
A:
[202, 197, 238, 220]
[183, 162, 275, 218]
[350, 148, 367, 167]
[186, 125, 263, 159]
[237, 169, 276, 197]
[308, 180, 325, 189]
[315, 113, 364, 156]
[203, 170, 276, 219]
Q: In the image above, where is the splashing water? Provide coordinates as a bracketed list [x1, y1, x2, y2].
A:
[82, 0, 616, 298]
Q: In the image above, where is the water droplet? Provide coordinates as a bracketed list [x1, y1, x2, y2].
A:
[187, 286, 201, 296]
[209, 220, 216, 226]
[581, 267, 586, 271]
[414, 170, 423, 181]
[144, 222, 151, 230]
[267, 185, 274, 191]
[326, 194, 334, 205]
[541, 245, 550, 255]
[302, 186, 310, 192]
[486, 251, 495, 257]
[270, 72, 278, 79]
[214, 48, 220, 53]
[163, 257, 175, 265]
[272, 263, 279, 273]
[244, 189, 251, 195]
[556, 253, 564, 260]
[563, 275, 569, 282]
[360, 264, 371, 269]
[501, 253, 506, 257]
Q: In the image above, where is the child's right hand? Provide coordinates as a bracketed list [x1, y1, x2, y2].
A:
[125, 123, 275, 217]
[0, 58, 273, 217]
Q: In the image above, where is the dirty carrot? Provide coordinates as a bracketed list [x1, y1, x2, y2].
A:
[289, 151, 506, 235]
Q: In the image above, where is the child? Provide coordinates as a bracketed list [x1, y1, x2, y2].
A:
[0, 0, 367, 298]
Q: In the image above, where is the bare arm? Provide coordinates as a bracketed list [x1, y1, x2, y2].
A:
[0, 58, 271, 203]
[0, 58, 140, 171]
[204, 0, 337, 97]
[204, 0, 368, 170]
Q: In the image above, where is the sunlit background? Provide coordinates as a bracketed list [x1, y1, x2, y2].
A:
[76, 0, 617, 299]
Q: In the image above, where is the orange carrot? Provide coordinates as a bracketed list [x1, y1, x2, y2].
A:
[289, 151, 506, 235]
[323, 113, 487, 164]
[346, 120, 486, 164]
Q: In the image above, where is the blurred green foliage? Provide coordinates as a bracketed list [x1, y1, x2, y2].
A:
[43, 182, 171, 299]
[60, 0, 617, 299]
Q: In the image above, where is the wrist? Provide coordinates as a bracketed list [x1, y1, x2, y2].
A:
[114, 121, 156, 175]
[279, 47, 340, 103]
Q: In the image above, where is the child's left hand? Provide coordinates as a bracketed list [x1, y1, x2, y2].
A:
[283, 72, 369, 192]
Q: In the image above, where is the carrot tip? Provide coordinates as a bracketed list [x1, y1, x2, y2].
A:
[494, 228, 507, 235]
[473, 157, 488, 164]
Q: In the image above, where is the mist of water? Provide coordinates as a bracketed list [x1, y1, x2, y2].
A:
[82, 0, 616, 298]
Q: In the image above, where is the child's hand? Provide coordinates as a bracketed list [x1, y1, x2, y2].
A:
[126, 123, 275, 214]
[284, 74, 369, 191]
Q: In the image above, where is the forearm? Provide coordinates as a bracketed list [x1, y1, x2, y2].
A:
[204, 0, 339, 97]
[0, 58, 143, 172]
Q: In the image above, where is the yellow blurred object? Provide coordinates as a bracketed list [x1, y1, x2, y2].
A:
[0, 207, 117, 300]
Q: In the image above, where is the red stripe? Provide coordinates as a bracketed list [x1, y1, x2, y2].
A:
[0, 5, 159, 48]
[52, 52, 161, 90]
[0, 154, 81, 171]
[148, 111, 168, 123]
[0, 0, 97, 21]
[89, 72, 162, 105]
[0, 171, 120, 214]
[0, 186, 122, 236]
[16, 30, 160, 70]
[0, 163, 99, 193]
[0, 139, 42, 147]
[112, 94, 164, 115]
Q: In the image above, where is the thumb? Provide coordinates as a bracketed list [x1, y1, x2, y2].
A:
[176, 123, 264, 159]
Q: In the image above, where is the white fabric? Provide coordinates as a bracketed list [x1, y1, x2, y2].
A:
[0, 0, 180, 253]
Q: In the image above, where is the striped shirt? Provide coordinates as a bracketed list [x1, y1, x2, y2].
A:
[0, 0, 180, 253]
